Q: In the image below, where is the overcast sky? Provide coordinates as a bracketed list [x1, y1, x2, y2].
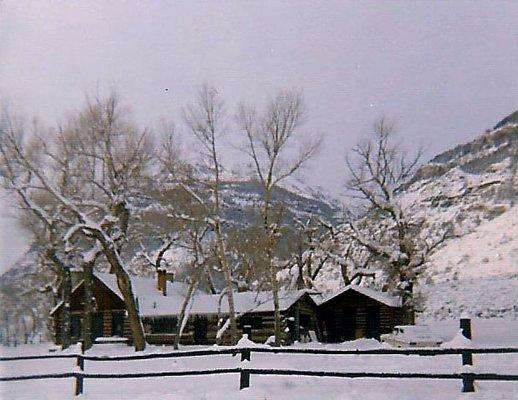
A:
[1, 1, 517, 273]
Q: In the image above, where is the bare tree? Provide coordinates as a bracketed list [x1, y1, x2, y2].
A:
[182, 85, 239, 344]
[237, 89, 320, 344]
[0, 111, 78, 348]
[344, 118, 453, 323]
[0, 94, 153, 351]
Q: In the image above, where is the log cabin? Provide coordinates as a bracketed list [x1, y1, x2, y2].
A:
[50, 271, 320, 346]
[51, 271, 403, 346]
[312, 285, 403, 341]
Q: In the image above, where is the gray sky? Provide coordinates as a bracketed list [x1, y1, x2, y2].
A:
[1, 1, 517, 273]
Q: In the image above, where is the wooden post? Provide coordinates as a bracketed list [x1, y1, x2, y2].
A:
[77, 355, 84, 371]
[240, 348, 251, 362]
[75, 374, 84, 396]
[462, 373, 475, 393]
[460, 318, 473, 365]
[460, 318, 472, 339]
[239, 368, 250, 390]
[243, 325, 252, 341]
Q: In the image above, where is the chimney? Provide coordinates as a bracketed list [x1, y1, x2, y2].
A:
[70, 268, 83, 287]
[157, 269, 167, 296]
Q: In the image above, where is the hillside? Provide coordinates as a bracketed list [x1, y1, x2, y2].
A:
[403, 120, 517, 321]
[313, 118, 517, 321]
[419, 203, 517, 321]
[401, 122, 517, 234]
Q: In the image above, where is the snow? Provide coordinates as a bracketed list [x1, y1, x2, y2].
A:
[419, 204, 518, 321]
[216, 318, 231, 340]
[140, 289, 309, 317]
[236, 334, 256, 348]
[1, 320, 517, 400]
[426, 204, 517, 280]
[441, 330, 472, 349]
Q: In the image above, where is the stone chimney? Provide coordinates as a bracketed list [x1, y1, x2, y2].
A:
[157, 269, 167, 296]
[70, 268, 83, 287]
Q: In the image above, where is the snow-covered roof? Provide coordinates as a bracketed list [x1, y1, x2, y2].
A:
[50, 272, 195, 316]
[138, 288, 310, 317]
[95, 272, 194, 301]
[51, 272, 312, 317]
[314, 285, 402, 308]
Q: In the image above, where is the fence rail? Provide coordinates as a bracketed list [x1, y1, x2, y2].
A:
[1, 345, 518, 395]
[2, 345, 516, 362]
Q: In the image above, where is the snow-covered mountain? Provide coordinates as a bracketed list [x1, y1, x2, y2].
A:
[314, 114, 517, 322]
[401, 121, 516, 235]
[401, 116, 517, 321]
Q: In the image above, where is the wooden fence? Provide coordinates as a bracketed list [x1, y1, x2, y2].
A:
[1, 345, 517, 395]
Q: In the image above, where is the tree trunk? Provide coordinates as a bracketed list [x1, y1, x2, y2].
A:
[99, 240, 146, 351]
[215, 224, 239, 344]
[260, 191, 283, 346]
[401, 282, 415, 325]
[82, 264, 93, 351]
[114, 268, 146, 351]
[174, 279, 197, 350]
[270, 260, 282, 345]
[60, 268, 72, 350]
[340, 263, 350, 285]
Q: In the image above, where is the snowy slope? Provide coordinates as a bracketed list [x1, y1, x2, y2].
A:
[395, 121, 517, 321]
[426, 204, 517, 281]
[418, 204, 517, 321]
[314, 120, 517, 321]
[401, 123, 517, 235]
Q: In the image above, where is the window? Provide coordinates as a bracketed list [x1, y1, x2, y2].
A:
[238, 315, 263, 329]
[150, 317, 178, 334]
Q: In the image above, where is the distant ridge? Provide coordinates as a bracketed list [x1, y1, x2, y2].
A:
[494, 109, 518, 129]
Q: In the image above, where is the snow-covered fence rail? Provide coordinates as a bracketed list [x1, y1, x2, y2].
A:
[0, 353, 78, 361]
[239, 369, 518, 392]
[1, 346, 517, 395]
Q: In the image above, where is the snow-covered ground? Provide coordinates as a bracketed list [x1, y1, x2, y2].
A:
[1, 319, 517, 400]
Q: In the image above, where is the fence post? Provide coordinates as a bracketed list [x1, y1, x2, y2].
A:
[461, 373, 475, 393]
[239, 368, 250, 390]
[460, 318, 473, 365]
[77, 355, 84, 371]
[75, 373, 84, 396]
[243, 325, 252, 341]
[240, 348, 251, 362]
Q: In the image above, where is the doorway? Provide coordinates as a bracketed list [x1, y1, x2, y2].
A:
[193, 316, 208, 345]
[365, 306, 380, 340]
[92, 313, 104, 340]
[341, 307, 356, 341]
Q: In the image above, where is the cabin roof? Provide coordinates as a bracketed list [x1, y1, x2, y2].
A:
[311, 285, 402, 308]
[49, 272, 195, 316]
[138, 288, 311, 317]
[51, 272, 313, 317]
[95, 272, 196, 301]
[97, 272, 311, 316]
